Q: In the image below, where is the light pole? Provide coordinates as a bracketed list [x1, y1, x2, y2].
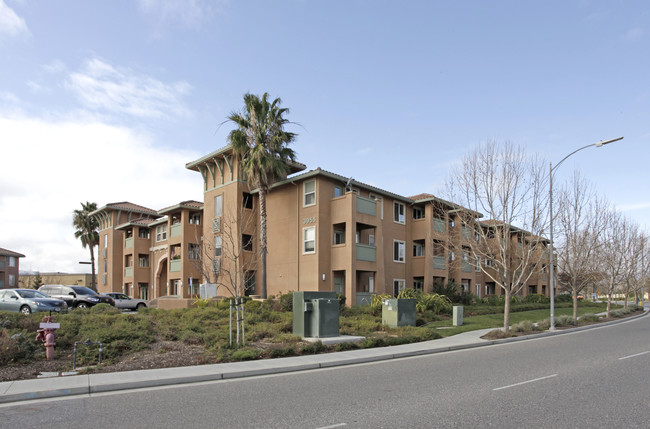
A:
[549, 136, 623, 330]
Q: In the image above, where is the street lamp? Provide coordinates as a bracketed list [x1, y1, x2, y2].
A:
[549, 136, 623, 330]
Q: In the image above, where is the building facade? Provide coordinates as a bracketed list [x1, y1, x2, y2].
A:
[0, 248, 24, 289]
[94, 145, 550, 307]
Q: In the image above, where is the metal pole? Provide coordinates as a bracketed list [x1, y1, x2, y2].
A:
[229, 299, 233, 347]
[549, 161, 555, 330]
[241, 300, 246, 346]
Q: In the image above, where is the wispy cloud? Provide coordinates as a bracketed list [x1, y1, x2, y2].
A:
[66, 57, 193, 120]
[618, 201, 650, 212]
[138, 0, 220, 35]
[621, 27, 644, 42]
[0, 0, 28, 37]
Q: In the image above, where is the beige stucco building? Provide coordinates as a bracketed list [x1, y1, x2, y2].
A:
[93, 145, 550, 307]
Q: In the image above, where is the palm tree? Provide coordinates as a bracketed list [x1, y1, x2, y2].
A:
[73, 201, 100, 291]
[228, 93, 297, 299]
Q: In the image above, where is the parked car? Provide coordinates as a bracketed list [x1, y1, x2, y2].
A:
[101, 293, 148, 311]
[0, 289, 68, 315]
[38, 285, 115, 309]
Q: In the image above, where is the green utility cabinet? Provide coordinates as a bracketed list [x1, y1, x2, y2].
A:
[292, 292, 340, 338]
[382, 298, 417, 328]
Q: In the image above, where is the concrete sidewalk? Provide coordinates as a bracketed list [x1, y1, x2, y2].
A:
[1, 309, 647, 405]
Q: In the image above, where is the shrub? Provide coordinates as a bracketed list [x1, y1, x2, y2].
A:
[278, 292, 294, 312]
[512, 320, 535, 332]
[555, 315, 577, 327]
[336, 293, 347, 310]
[610, 309, 624, 318]
[0, 330, 43, 364]
[231, 348, 261, 361]
[268, 346, 296, 358]
[370, 294, 392, 315]
[579, 313, 600, 323]
[335, 342, 358, 352]
[299, 341, 326, 354]
[627, 304, 642, 312]
[417, 293, 452, 315]
[523, 294, 549, 304]
[555, 294, 573, 303]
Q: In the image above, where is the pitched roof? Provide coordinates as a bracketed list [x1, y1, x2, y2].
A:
[0, 248, 25, 258]
[185, 144, 306, 174]
[90, 202, 159, 217]
[158, 200, 204, 215]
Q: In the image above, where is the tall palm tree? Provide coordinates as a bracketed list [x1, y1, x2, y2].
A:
[228, 93, 297, 299]
[73, 201, 100, 291]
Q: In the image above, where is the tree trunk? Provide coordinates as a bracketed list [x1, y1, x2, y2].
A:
[606, 292, 612, 318]
[90, 245, 97, 292]
[572, 290, 578, 320]
[503, 289, 511, 332]
[259, 190, 268, 299]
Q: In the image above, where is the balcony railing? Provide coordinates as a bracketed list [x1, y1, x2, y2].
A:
[125, 266, 133, 278]
[356, 244, 376, 262]
[171, 223, 182, 238]
[170, 259, 181, 272]
[125, 237, 133, 248]
[461, 260, 472, 273]
[433, 255, 446, 270]
[356, 195, 377, 216]
[433, 218, 445, 233]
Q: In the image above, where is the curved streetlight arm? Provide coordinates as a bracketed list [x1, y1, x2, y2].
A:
[551, 137, 624, 175]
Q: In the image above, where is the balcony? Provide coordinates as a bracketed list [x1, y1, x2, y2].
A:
[433, 218, 445, 233]
[356, 244, 376, 262]
[461, 260, 472, 273]
[170, 259, 181, 272]
[356, 195, 376, 216]
[125, 237, 133, 248]
[125, 266, 133, 278]
[170, 223, 182, 238]
[433, 255, 446, 270]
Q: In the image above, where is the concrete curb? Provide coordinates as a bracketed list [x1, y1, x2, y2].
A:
[1, 308, 647, 405]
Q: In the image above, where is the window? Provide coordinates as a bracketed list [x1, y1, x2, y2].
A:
[413, 240, 425, 257]
[242, 234, 253, 252]
[243, 193, 253, 210]
[8, 274, 15, 287]
[104, 234, 108, 248]
[244, 271, 256, 295]
[189, 213, 201, 225]
[334, 229, 345, 245]
[139, 254, 149, 267]
[393, 279, 405, 297]
[156, 225, 167, 242]
[413, 207, 424, 220]
[394, 202, 405, 224]
[188, 243, 200, 260]
[475, 256, 481, 271]
[103, 259, 107, 272]
[334, 185, 344, 198]
[449, 251, 455, 262]
[449, 217, 456, 228]
[303, 227, 316, 254]
[138, 228, 150, 239]
[214, 236, 222, 257]
[304, 180, 316, 207]
[393, 240, 405, 263]
[8, 256, 15, 267]
[214, 194, 223, 217]
[486, 257, 494, 267]
[414, 277, 424, 291]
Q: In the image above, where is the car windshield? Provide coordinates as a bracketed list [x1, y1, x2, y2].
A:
[70, 287, 97, 296]
[16, 290, 48, 299]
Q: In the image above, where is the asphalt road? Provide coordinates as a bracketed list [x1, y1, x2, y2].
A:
[2, 315, 649, 428]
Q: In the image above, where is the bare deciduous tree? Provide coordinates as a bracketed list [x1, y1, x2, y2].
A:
[446, 140, 549, 332]
[555, 172, 608, 319]
[599, 210, 632, 317]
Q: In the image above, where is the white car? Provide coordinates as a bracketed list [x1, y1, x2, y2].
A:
[101, 293, 148, 311]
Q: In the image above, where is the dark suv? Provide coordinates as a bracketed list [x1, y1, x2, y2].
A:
[38, 285, 115, 309]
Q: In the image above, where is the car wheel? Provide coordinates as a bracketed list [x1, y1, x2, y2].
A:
[76, 302, 89, 309]
[20, 305, 32, 315]
[136, 303, 146, 311]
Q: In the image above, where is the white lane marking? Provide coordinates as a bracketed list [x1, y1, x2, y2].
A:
[618, 350, 650, 360]
[316, 424, 346, 429]
[493, 374, 558, 391]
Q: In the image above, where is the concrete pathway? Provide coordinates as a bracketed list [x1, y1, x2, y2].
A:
[1, 309, 647, 405]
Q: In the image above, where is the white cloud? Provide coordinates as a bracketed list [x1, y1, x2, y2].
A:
[43, 59, 67, 74]
[0, 115, 204, 274]
[621, 27, 644, 42]
[66, 58, 193, 120]
[0, 0, 28, 37]
[138, 0, 219, 33]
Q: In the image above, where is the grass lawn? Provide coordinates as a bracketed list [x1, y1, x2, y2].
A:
[426, 302, 619, 337]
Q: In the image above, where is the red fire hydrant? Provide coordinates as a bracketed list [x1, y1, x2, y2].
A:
[35, 315, 59, 360]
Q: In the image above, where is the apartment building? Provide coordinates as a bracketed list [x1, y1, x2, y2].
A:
[0, 248, 24, 289]
[94, 145, 550, 307]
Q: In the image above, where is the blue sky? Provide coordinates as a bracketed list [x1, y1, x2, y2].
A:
[1, 0, 648, 274]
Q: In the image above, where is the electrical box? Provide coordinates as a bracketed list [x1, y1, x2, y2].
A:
[292, 291, 339, 338]
[199, 283, 217, 299]
[382, 299, 417, 328]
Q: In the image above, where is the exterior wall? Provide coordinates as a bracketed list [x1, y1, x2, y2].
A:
[19, 273, 92, 288]
[0, 252, 22, 289]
